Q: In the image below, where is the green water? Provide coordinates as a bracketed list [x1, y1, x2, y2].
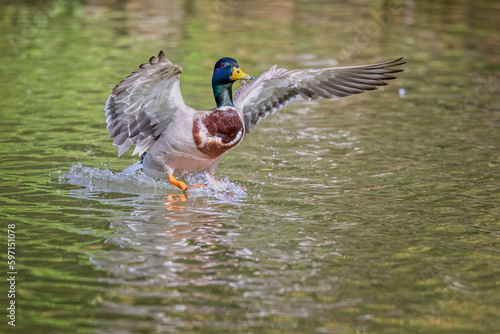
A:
[1, 0, 499, 333]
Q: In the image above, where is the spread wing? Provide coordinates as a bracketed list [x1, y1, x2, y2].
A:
[105, 51, 187, 157]
[234, 58, 405, 133]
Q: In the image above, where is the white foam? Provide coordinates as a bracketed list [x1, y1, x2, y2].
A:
[61, 163, 247, 199]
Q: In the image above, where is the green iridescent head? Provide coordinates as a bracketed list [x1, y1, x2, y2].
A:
[212, 57, 254, 108]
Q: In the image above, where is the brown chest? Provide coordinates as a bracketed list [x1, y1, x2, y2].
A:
[192, 108, 244, 159]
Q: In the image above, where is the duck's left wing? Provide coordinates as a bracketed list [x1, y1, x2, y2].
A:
[234, 58, 405, 134]
[105, 51, 187, 157]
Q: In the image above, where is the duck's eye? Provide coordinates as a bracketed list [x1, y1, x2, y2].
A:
[220, 63, 226, 67]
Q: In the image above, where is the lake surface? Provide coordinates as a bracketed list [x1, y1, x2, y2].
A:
[1, 0, 499, 333]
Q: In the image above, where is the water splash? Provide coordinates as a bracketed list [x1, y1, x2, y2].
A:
[184, 174, 248, 201]
[61, 163, 247, 199]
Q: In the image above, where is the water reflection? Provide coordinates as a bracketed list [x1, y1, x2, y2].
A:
[95, 197, 243, 288]
[64, 163, 248, 287]
[62, 166, 347, 331]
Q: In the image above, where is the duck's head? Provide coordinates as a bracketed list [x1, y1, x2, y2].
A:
[212, 57, 254, 86]
[212, 57, 254, 108]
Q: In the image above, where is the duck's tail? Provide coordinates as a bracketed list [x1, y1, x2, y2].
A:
[123, 154, 145, 173]
[140, 152, 147, 164]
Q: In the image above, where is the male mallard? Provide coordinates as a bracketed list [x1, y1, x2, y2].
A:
[105, 51, 404, 191]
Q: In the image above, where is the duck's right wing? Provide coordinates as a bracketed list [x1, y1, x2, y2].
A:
[105, 51, 187, 157]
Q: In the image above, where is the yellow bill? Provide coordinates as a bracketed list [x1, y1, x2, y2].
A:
[230, 67, 254, 81]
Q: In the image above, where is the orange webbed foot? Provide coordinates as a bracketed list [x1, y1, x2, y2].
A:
[168, 174, 187, 191]
[168, 174, 206, 192]
[168, 174, 246, 192]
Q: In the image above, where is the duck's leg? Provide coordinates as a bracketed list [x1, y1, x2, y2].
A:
[168, 174, 205, 191]
[168, 174, 187, 191]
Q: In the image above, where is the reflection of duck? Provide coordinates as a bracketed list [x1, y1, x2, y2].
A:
[105, 51, 404, 191]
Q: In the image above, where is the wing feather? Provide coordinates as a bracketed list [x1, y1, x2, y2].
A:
[235, 58, 405, 133]
[104, 51, 187, 157]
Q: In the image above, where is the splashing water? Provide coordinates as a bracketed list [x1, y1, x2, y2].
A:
[61, 163, 247, 199]
[185, 173, 248, 201]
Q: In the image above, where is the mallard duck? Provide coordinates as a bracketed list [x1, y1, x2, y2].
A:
[105, 51, 404, 191]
